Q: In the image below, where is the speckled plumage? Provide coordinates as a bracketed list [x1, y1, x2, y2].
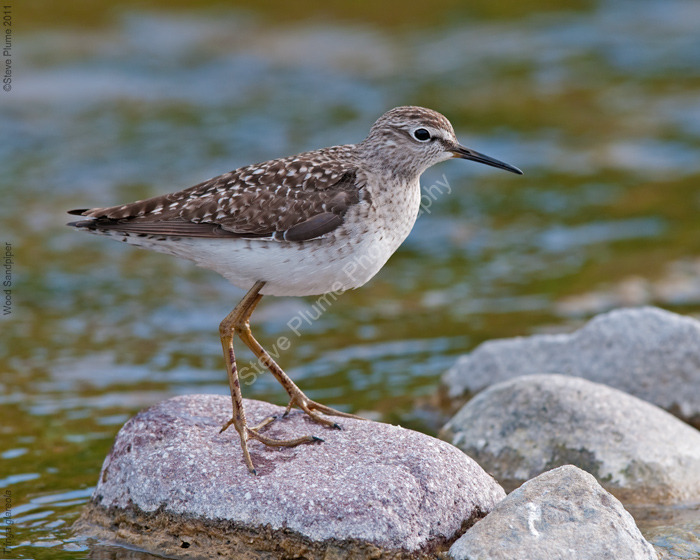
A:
[69, 106, 520, 296]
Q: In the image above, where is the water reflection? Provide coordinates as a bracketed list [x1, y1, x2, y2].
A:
[2, 1, 699, 558]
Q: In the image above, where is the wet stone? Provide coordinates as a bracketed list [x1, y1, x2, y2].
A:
[442, 374, 700, 504]
[442, 306, 700, 428]
[74, 394, 505, 559]
[449, 466, 658, 560]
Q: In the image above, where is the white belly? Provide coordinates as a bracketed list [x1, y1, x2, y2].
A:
[153, 234, 390, 296]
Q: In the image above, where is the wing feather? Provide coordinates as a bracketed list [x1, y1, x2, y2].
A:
[69, 146, 366, 242]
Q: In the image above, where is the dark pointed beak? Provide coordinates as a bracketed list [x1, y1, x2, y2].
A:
[451, 144, 523, 175]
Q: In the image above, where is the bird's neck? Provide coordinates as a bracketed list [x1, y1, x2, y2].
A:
[356, 139, 425, 182]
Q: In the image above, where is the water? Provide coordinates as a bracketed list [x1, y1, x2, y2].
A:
[2, 1, 700, 558]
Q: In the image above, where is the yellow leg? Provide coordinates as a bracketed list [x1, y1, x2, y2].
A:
[219, 281, 321, 474]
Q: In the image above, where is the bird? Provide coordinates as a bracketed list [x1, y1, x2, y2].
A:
[68, 106, 522, 474]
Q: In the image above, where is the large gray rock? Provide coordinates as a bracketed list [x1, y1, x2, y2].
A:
[441, 374, 700, 504]
[75, 395, 505, 559]
[442, 306, 700, 428]
[449, 466, 658, 560]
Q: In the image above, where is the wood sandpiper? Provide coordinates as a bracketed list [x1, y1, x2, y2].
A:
[69, 106, 522, 473]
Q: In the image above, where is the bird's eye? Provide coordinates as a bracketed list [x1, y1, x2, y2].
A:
[413, 128, 431, 142]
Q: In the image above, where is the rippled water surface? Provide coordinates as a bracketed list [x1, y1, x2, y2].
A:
[2, 1, 700, 558]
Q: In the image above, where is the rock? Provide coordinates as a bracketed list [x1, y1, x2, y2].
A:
[448, 465, 658, 560]
[442, 306, 700, 428]
[441, 374, 700, 504]
[74, 395, 505, 559]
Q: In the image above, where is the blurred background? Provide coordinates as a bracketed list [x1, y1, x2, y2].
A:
[2, 0, 700, 557]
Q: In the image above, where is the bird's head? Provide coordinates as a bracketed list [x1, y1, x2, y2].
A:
[362, 106, 522, 178]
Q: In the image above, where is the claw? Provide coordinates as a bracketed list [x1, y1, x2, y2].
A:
[312, 435, 325, 442]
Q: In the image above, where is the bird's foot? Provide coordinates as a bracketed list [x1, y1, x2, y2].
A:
[219, 415, 323, 475]
[283, 391, 365, 429]
[219, 414, 278, 434]
[246, 428, 323, 448]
